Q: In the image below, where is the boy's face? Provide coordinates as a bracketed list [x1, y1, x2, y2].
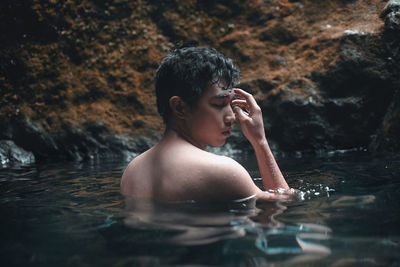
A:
[185, 81, 236, 148]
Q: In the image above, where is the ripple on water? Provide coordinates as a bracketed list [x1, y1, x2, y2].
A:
[0, 153, 399, 266]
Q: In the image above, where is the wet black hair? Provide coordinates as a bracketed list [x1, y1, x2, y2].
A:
[154, 46, 241, 123]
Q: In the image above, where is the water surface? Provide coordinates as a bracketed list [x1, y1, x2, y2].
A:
[1, 152, 399, 266]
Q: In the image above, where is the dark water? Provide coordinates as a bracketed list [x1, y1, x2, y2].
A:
[1, 151, 399, 266]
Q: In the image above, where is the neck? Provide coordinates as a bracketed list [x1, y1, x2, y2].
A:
[164, 122, 206, 150]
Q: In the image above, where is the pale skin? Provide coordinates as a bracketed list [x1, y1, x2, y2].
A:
[121, 82, 290, 202]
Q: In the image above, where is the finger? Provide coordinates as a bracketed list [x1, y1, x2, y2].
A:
[233, 105, 249, 121]
[233, 88, 257, 105]
[235, 106, 249, 115]
[233, 88, 258, 111]
[231, 99, 249, 110]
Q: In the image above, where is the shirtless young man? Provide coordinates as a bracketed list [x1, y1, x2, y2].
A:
[121, 46, 290, 202]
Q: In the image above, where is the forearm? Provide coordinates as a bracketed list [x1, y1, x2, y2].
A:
[232, 88, 289, 190]
[252, 138, 289, 190]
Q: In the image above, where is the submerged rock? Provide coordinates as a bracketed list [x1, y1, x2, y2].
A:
[0, 140, 35, 166]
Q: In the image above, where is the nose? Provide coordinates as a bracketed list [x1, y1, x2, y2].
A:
[224, 105, 236, 125]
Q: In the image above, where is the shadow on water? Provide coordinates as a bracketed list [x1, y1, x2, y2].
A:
[0, 151, 399, 266]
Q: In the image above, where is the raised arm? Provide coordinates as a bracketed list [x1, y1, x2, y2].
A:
[232, 88, 289, 190]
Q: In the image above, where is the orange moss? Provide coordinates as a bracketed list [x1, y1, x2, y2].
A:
[0, 0, 390, 149]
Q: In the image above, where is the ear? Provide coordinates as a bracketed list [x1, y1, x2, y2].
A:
[169, 96, 188, 120]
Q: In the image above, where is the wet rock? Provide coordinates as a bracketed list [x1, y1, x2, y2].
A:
[369, 89, 400, 152]
[12, 119, 59, 161]
[1, 0, 399, 160]
[261, 88, 368, 152]
[4, 118, 156, 162]
[51, 122, 156, 161]
[0, 140, 35, 167]
[371, 0, 400, 152]
[303, 30, 397, 152]
[314, 36, 393, 99]
[380, 0, 400, 31]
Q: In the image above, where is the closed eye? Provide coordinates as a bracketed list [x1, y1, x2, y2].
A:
[212, 103, 227, 108]
[211, 93, 233, 108]
[211, 101, 230, 108]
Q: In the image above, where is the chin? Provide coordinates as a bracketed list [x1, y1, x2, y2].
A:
[205, 135, 228, 147]
[212, 140, 227, 147]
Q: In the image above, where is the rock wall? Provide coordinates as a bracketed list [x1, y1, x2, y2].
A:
[0, 0, 399, 165]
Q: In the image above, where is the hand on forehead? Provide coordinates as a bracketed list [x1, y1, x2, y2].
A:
[231, 88, 256, 113]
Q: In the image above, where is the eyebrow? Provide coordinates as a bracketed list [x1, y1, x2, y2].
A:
[212, 93, 232, 99]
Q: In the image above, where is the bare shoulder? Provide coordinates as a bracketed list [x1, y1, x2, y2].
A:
[201, 152, 248, 177]
[193, 151, 259, 201]
[121, 150, 148, 178]
[120, 149, 153, 196]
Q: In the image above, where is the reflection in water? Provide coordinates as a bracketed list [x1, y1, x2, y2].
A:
[124, 197, 255, 246]
[1, 153, 399, 266]
[252, 202, 332, 264]
[123, 196, 333, 263]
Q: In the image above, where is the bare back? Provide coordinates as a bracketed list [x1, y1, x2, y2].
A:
[121, 132, 258, 202]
